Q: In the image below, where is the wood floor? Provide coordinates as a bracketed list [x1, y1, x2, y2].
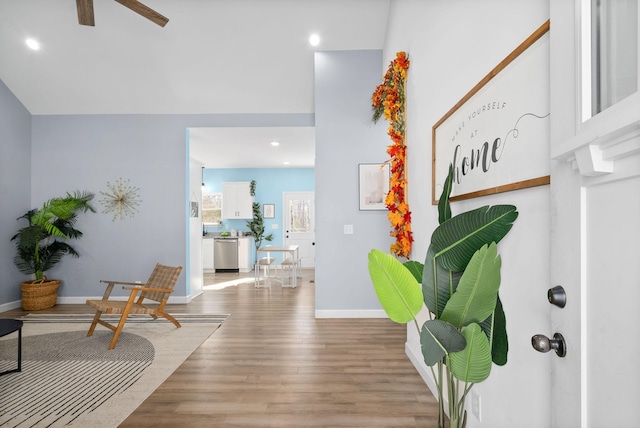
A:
[2, 270, 440, 427]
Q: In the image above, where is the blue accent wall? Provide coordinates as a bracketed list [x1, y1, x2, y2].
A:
[202, 168, 314, 245]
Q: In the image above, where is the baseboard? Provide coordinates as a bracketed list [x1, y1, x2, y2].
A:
[0, 300, 22, 313]
[58, 295, 190, 305]
[168, 295, 189, 304]
[1, 295, 191, 311]
[187, 290, 204, 302]
[314, 309, 388, 318]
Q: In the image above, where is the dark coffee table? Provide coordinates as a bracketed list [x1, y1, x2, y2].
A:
[0, 319, 23, 376]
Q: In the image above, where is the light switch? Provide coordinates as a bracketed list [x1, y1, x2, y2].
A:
[344, 224, 354, 234]
[271, 224, 279, 229]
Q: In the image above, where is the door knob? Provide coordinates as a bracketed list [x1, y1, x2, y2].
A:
[531, 333, 566, 357]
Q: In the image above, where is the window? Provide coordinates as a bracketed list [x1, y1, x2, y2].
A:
[589, 0, 638, 116]
[202, 192, 222, 225]
[287, 199, 311, 233]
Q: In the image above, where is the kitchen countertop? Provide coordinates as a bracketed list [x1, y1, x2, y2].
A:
[204, 233, 252, 239]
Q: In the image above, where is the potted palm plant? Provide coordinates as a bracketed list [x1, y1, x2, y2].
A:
[368, 165, 518, 428]
[246, 201, 273, 264]
[11, 191, 96, 310]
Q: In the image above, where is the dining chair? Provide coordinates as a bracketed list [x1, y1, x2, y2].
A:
[254, 255, 274, 288]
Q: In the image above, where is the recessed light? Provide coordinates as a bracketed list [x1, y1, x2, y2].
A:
[283, 161, 290, 165]
[270, 141, 280, 146]
[26, 38, 40, 51]
[309, 34, 320, 47]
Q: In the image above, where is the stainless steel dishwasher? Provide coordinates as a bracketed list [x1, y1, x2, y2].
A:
[214, 238, 239, 272]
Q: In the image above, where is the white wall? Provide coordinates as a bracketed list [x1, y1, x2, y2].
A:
[188, 156, 204, 300]
[384, 1, 550, 427]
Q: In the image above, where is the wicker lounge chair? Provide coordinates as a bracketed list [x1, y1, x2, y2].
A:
[86, 263, 182, 349]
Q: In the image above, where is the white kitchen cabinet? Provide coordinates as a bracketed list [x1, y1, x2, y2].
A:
[237, 237, 254, 272]
[222, 182, 253, 219]
[202, 238, 214, 271]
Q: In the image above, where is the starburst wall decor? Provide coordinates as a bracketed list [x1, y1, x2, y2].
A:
[99, 178, 142, 221]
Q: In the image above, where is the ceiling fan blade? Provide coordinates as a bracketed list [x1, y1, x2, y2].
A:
[76, 0, 95, 26]
[114, 0, 169, 27]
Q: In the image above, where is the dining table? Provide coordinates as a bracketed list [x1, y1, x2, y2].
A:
[256, 245, 300, 288]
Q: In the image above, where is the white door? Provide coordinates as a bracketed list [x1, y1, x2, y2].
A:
[550, 128, 640, 428]
[549, 3, 640, 426]
[283, 192, 315, 268]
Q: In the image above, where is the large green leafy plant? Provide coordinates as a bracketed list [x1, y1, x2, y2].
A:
[11, 191, 96, 282]
[368, 166, 518, 428]
[246, 201, 273, 262]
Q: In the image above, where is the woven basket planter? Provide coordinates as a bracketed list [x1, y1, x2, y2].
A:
[21, 279, 61, 310]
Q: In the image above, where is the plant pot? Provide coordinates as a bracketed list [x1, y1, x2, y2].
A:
[21, 279, 60, 310]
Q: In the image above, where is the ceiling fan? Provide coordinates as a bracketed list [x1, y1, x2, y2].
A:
[76, 0, 169, 27]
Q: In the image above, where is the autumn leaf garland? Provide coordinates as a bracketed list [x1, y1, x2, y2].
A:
[371, 51, 413, 259]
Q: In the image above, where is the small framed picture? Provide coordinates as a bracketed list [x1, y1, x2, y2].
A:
[359, 163, 390, 210]
[190, 201, 199, 218]
[263, 203, 275, 219]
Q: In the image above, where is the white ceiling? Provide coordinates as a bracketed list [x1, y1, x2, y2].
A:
[0, 0, 390, 168]
[189, 126, 315, 168]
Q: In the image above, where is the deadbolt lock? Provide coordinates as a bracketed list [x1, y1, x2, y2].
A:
[547, 285, 566, 308]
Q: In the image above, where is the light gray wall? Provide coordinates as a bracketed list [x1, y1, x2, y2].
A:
[10, 113, 311, 306]
[30, 115, 187, 301]
[0, 79, 32, 308]
[1, 49, 389, 313]
[314, 50, 392, 316]
[384, 1, 550, 427]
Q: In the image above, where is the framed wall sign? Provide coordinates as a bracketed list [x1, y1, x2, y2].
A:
[359, 163, 390, 210]
[263, 203, 275, 219]
[432, 20, 551, 204]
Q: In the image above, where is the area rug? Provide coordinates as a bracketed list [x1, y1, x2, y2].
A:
[0, 314, 228, 427]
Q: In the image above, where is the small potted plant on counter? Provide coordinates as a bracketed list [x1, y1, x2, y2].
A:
[11, 191, 96, 310]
